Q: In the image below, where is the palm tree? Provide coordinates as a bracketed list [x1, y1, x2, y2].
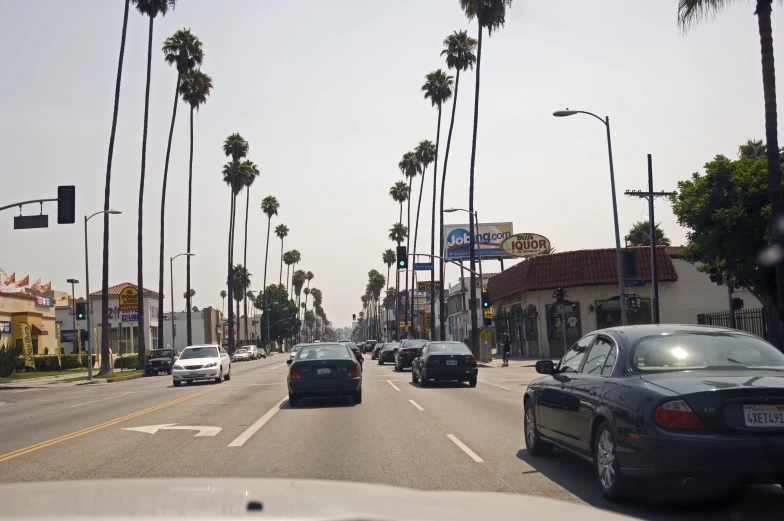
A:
[388, 224, 407, 339]
[220, 289, 227, 314]
[459, 0, 513, 354]
[438, 30, 476, 340]
[288, 250, 301, 298]
[260, 195, 280, 348]
[413, 140, 436, 338]
[739, 138, 767, 160]
[283, 250, 296, 294]
[382, 249, 396, 293]
[276, 224, 289, 285]
[240, 161, 260, 341]
[423, 70, 453, 339]
[399, 151, 420, 338]
[177, 68, 212, 347]
[389, 181, 410, 225]
[292, 270, 306, 309]
[389, 223, 408, 245]
[222, 133, 249, 351]
[626, 221, 671, 247]
[306, 271, 314, 293]
[230, 265, 251, 341]
[183, 289, 196, 299]
[303, 287, 311, 311]
[99, 0, 131, 375]
[132, 0, 176, 369]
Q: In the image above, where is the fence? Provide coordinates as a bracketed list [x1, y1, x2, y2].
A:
[697, 308, 781, 347]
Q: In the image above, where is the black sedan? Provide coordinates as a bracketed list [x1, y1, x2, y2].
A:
[412, 342, 477, 387]
[377, 343, 399, 365]
[342, 341, 364, 367]
[395, 339, 425, 371]
[286, 343, 362, 406]
[523, 324, 784, 501]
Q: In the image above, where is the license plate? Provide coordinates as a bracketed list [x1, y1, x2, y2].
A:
[189, 372, 199, 377]
[317, 368, 332, 375]
[446, 360, 457, 366]
[743, 404, 784, 427]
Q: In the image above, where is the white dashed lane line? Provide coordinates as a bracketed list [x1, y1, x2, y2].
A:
[447, 434, 484, 463]
[228, 395, 287, 448]
[478, 379, 512, 391]
[69, 392, 136, 408]
[387, 380, 401, 391]
[409, 399, 424, 411]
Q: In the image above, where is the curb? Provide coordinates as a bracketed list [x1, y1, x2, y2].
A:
[0, 385, 48, 390]
[75, 373, 144, 385]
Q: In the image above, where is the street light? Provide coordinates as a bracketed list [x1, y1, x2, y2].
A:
[445, 207, 486, 361]
[66, 279, 79, 355]
[84, 209, 121, 381]
[170, 253, 195, 351]
[553, 108, 627, 325]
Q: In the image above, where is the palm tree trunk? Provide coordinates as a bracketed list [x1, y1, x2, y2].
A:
[405, 179, 412, 339]
[757, 2, 784, 330]
[430, 104, 442, 340]
[136, 15, 154, 370]
[228, 187, 237, 351]
[262, 217, 272, 347]
[279, 239, 284, 285]
[157, 74, 181, 350]
[399, 202, 403, 225]
[467, 22, 483, 357]
[99, 0, 130, 375]
[243, 187, 250, 341]
[439, 69, 460, 341]
[412, 171, 426, 338]
[286, 264, 291, 295]
[186, 105, 195, 346]
[221, 296, 225, 314]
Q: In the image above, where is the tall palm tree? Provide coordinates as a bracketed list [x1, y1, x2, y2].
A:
[739, 138, 768, 160]
[459, 0, 513, 355]
[438, 29, 477, 340]
[261, 195, 280, 347]
[399, 151, 420, 338]
[389, 181, 409, 225]
[276, 224, 289, 285]
[222, 133, 249, 351]
[413, 140, 436, 338]
[176, 67, 212, 347]
[133, 0, 176, 369]
[306, 271, 314, 293]
[240, 161, 260, 340]
[283, 250, 296, 294]
[423, 70, 453, 339]
[389, 224, 408, 246]
[220, 289, 227, 314]
[303, 287, 311, 313]
[382, 249, 396, 294]
[626, 221, 671, 247]
[157, 29, 203, 350]
[288, 250, 301, 298]
[99, 0, 131, 375]
[230, 265, 251, 341]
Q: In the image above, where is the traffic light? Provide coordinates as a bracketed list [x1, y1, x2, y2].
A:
[555, 287, 565, 302]
[57, 185, 76, 224]
[481, 290, 490, 309]
[75, 301, 86, 320]
[709, 266, 723, 285]
[396, 245, 407, 269]
[483, 317, 493, 327]
[352, 314, 356, 321]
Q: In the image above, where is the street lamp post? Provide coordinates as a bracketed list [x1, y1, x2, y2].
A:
[66, 279, 79, 355]
[553, 109, 627, 325]
[85, 210, 121, 381]
[170, 253, 195, 352]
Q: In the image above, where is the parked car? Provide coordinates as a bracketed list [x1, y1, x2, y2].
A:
[364, 340, 378, 354]
[286, 343, 362, 406]
[523, 324, 784, 501]
[242, 345, 260, 359]
[412, 342, 477, 387]
[395, 339, 425, 371]
[145, 348, 176, 376]
[371, 343, 383, 360]
[342, 342, 363, 368]
[259, 346, 267, 358]
[233, 348, 250, 362]
[290, 343, 305, 360]
[378, 343, 399, 365]
[172, 344, 231, 386]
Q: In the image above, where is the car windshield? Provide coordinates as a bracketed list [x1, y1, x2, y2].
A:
[427, 343, 472, 355]
[180, 347, 219, 359]
[150, 350, 172, 358]
[297, 345, 352, 360]
[236, 349, 247, 353]
[630, 332, 784, 372]
[402, 340, 425, 349]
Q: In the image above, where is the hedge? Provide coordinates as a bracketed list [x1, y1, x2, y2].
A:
[114, 354, 138, 369]
[60, 354, 82, 370]
[34, 355, 61, 371]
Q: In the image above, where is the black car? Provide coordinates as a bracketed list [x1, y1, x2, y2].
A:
[395, 339, 425, 371]
[342, 341, 364, 367]
[286, 343, 362, 406]
[144, 348, 176, 376]
[363, 340, 378, 354]
[523, 324, 784, 501]
[377, 343, 399, 365]
[411, 342, 477, 387]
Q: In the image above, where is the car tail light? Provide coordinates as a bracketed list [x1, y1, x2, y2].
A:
[289, 368, 300, 379]
[427, 359, 439, 365]
[349, 364, 360, 377]
[467, 358, 477, 365]
[654, 400, 705, 430]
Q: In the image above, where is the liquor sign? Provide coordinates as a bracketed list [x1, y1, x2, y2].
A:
[500, 233, 551, 258]
[119, 286, 139, 311]
[417, 281, 442, 291]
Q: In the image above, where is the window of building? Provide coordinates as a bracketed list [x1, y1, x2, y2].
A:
[545, 302, 582, 340]
[150, 326, 158, 350]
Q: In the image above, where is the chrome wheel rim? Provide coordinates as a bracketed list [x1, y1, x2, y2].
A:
[525, 407, 536, 447]
[596, 430, 616, 490]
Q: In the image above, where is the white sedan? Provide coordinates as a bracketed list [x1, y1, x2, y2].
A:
[172, 345, 231, 386]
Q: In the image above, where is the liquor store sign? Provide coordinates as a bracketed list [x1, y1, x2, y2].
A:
[119, 287, 139, 311]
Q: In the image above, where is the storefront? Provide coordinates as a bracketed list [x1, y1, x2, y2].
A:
[0, 291, 57, 354]
[89, 283, 160, 356]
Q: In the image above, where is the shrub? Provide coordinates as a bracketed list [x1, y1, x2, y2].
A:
[60, 354, 82, 370]
[34, 355, 61, 371]
[44, 347, 49, 355]
[114, 354, 138, 369]
[0, 344, 23, 377]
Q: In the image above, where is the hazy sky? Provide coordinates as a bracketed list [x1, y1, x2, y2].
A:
[1, 0, 781, 329]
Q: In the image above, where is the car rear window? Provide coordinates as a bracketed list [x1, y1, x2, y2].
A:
[297, 345, 352, 360]
[630, 332, 784, 372]
[402, 340, 425, 349]
[382, 343, 399, 351]
[428, 343, 472, 355]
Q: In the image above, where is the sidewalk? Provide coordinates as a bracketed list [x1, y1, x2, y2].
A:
[478, 354, 555, 369]
[0, 369, 142, 389]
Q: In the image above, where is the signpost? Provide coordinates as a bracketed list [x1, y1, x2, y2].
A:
[414, 262, 434, 271]
[624, 279, 646, 288]
[500, 233, 551, 258]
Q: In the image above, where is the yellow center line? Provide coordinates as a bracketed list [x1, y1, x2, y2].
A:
[0, 387, 220, 463]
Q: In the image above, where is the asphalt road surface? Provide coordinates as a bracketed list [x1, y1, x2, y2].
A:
[1, 355, 782, 520]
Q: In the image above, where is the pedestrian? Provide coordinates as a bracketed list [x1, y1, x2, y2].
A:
[502, 334, 511, 367]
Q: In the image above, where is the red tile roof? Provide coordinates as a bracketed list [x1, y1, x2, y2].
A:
[487, 247, 678, 302]
[89, 282, 158, 297]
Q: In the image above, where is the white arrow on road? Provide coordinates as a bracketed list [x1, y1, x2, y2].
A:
[122, 423, 222, 437]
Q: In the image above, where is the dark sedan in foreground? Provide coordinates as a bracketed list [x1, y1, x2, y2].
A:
[395, 339, 425, 371]
[412, 341, 477, 387]
[287, 343, 362, 406]
[524, 324, 784, 501]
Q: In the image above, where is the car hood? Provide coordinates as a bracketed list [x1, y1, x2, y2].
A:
[147, 357, 172, 362]
[0, 479, 631, 519]
[641, 370, 784, 395]
[176, 358, 219, 366]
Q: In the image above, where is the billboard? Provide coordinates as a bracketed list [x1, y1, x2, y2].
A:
[443, 222, 513, 260]
[500, 233, 551, 258]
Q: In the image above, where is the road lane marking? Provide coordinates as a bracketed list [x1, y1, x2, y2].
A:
[228, 395, 287, 447]
[242, 383, 285, 386]
[270, 364, 287, 370]
[11, 389, 43, 394]
[479, 379, 512, 391]
[409, 400, 424, 411]
[447, 434, 484, 463]
[387, 380, 400, 391]
[69, 392, 135, 408]
[0, 387, 219, 464]
[123, 424, 221, 437]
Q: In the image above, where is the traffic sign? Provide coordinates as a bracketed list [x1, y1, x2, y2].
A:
[625, 279, 646, 288]
[414, 262, 434, 271]
[479, 328, 492, 340]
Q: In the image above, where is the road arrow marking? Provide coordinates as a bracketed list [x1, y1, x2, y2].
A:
[122, 423, 221, 437]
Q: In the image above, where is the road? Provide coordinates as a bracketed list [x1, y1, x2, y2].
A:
[1, 354, 782, 520]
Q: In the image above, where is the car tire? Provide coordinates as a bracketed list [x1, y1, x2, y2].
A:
[468, 377, 477, 387]
[214, 367, 223, 384]
[378, 360, 383, 365]
[524, 400, 553, 457]
[594, 421, 625, 501]
[420, 371, 428, 387]
[289, 393, 299, 407]
[352, 390, 362, 404]
[173, 380, 181, 387]
[225, 367, 231, 381]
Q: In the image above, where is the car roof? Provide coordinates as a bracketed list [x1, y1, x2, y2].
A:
[592, 324, 749, 344]
[183, 344, 219, 349]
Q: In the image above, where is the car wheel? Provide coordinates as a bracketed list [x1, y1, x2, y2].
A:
[378, 360, 383, 365]
[214, 367, 223, 384]
[420, 371, 428, 387]
[352, 390, 362, 404]
[468, 377, 477, 387]
[412, 370, 419, 383]
[289, 393, 299, 407]
[225, 367, 231, 381]
[173, 380, 181, 387]
[595, 422, 625, 501]
[167, 369, 172, 375]
[524, 401, 553, 456]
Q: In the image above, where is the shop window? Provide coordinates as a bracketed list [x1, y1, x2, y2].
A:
[595, 296, 651, 328]
[499, 305, 538, 343]
[545, 302, 582, 340]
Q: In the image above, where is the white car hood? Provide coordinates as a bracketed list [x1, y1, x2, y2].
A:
[0, 478, 637, 520]
[176, 357, 219, 366]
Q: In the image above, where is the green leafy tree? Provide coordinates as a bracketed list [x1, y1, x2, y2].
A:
[678, 0, 783, 320]
[438, 29, 477, 340]
[626, 221, 672, 247]
[389, 181, 410, 224]
[255, 284, 300, 346]
[739, 138, 767, 160]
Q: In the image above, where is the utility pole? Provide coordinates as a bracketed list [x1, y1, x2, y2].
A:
[624, 155, 675, 325]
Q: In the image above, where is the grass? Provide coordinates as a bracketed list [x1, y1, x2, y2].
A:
[0, 367, 87, 381]
[59, 369, 145, 383]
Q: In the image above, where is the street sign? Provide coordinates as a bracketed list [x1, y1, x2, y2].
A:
[479, 328, 492, 340]
[14, 214, 49, 229]
[625, 279, 646, 288]
[483, 307, 494, 318]
[414, 262, 434, 271]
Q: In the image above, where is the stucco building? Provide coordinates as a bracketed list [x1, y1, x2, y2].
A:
[0, 291, 57, 354]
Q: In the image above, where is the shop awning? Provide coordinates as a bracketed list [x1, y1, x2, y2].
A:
[31, 324, 49, 336]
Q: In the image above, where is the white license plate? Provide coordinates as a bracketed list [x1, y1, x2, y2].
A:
[743, 404, 784, 427]
[316, 368, 332, 375]
[446, 360, 457, 366]
[189, 372, 199, 377]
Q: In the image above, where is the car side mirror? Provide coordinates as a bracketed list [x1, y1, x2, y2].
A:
[535, 360, 556, 375]
[286, 359, 292, 365]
